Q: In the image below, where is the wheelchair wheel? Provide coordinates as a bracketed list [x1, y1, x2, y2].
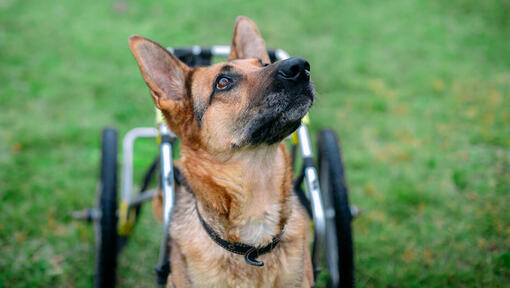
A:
[317, 129, 354, 288]
[95, 128, 119, 288]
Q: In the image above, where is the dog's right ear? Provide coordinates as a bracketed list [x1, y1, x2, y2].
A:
[228, 16, 270, 64]
[129, 35, 190, 110]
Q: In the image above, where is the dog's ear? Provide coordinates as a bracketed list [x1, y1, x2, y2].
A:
[129, 35, 190, 109]
[228, 16, 270, 64]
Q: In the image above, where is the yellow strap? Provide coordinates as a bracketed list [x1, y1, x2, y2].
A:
[118, 201, 136, 236]
[156, 108, 164, 144]
[302, 113, 310, 125]
[291, 131, 299, 145]
[291, 113, 310, 144]
[155, 108, 164, 124]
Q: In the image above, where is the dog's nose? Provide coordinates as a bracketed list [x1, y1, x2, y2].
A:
[277, 57, 310, 83]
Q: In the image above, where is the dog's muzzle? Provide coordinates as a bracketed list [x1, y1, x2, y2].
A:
[244, 57, 315, 146]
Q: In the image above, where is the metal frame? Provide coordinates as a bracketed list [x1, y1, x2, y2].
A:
[117, 46, 328, 286]
[121, 127, 159, 205]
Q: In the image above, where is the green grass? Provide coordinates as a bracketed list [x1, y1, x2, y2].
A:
[1, 0, 510, 287]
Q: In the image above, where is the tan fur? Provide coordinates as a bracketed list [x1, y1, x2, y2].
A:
[129, 16, 314, 287]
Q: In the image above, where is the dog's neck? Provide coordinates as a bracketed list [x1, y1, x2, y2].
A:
[180, 143, 293, 245]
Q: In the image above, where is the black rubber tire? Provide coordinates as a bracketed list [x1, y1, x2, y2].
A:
[317, 129, 354, 288]
[95, 128, 119, 288]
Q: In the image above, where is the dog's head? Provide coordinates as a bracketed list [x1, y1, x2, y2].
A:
[129, 16, 315, 154]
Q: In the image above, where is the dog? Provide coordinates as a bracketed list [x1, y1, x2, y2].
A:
[129, 16, 315, 287]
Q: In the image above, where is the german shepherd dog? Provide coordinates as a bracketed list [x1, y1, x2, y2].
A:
[129, 16, 315, 287]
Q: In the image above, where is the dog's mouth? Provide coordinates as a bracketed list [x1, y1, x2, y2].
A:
[247, 114, 302, 145]
[243, 83, 315, 145]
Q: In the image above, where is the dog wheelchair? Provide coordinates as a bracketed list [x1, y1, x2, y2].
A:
[75, 46, 358, 288]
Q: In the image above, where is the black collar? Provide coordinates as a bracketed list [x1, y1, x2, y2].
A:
[195, 203, 285, 267]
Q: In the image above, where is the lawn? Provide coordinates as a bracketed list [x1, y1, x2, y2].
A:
[1, 0, 509, 287]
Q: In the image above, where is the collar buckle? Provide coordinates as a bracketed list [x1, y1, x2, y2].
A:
[244, 247, 264, 266]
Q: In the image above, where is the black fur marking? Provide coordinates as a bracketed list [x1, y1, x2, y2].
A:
[230, 142, 240, 150]
[186, 69, 206, 127]
[208, 81, 217, 105]
[219, 65, 234, 73]
[185, 69, 195, 99]
[194, 103, 207, 127]
[257, 58, 269, 67]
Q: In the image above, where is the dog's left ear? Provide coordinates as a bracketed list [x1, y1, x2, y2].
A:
[129, 35, 190, 109]
[228, 16, 270, 64]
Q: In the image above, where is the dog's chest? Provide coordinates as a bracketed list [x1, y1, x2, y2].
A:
[169, 187, 307, 287]
[237, 198, 282, 246]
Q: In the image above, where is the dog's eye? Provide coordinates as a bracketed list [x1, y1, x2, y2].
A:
[216, 77, 231, 90]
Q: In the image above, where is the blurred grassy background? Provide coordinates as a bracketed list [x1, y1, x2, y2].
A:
[1, 0, 510, 287]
